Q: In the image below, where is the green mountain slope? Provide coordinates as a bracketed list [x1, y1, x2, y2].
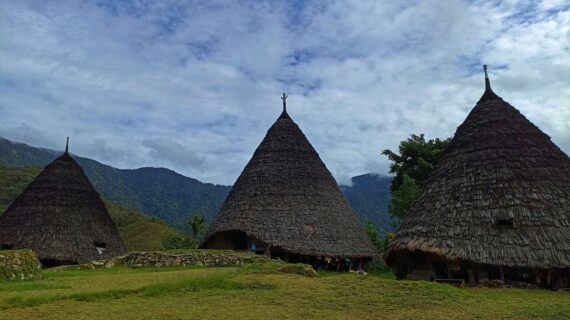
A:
[0, 137, 392, 233]
[341, 174, 394, 234]
[0, 165, 183, 251]
[105, 202, 182, 251]
[0, 165, 43, 213]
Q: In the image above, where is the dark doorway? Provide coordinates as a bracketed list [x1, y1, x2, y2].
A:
[40, 259, 77, 268]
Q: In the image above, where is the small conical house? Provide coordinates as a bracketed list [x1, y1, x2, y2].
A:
[0, 139, 125, 266]
[386, 66, 570, 288]
[202, 95, 376, 269]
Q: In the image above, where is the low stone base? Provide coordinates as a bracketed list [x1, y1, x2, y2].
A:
[56, 250, 270, 270]
[469, 279, 536, 289]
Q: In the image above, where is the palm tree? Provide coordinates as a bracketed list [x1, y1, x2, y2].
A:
[188, 214, 205, 239]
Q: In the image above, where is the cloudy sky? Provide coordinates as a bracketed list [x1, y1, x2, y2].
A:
[0, 0, 568, 185]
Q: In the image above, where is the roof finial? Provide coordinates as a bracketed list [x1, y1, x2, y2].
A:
[483, 64, 490, 90]
[65, 137, 69, 154]
[477, 64, 501, 103]
[281, 92, 288, 112]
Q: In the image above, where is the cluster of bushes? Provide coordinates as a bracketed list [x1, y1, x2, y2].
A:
[159, 213, 210, 250]
[160, 234, 199, 250]
[363, 221, 395, 273]
[0, 250, 42, 282]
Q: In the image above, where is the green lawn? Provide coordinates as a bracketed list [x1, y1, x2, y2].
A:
[0, 266, 568, 320]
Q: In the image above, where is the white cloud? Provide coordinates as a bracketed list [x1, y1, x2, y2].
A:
[0, 0, 568, 185]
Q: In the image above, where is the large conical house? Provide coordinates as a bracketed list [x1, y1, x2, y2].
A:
[386, 66, 570, 288]
[0, 139, 126, 267]
[202, 94, 376, 269]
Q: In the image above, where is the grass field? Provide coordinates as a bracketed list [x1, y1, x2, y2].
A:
[1, 265, 569, 320]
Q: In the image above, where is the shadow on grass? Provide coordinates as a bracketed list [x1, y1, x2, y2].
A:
[0, 281, 71, 292]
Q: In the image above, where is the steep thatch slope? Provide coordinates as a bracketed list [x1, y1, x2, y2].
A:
[387, 75, 570, 268]
[0, 165, 184, 252]
[204, 109, 376, 258]
[0, 152, 126, 263]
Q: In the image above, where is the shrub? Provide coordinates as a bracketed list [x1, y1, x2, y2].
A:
[160, 235, 198, 250]
[0, 250, 42, 282]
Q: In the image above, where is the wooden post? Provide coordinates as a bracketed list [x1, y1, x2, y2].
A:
[474, 265, 480, 284]
[547, 269, 551, 289]
[499, 266, 505, 282]
[426, 256, 436, 280]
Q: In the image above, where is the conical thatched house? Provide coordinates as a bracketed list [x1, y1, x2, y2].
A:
[0, 139, 125, 267]
[386, 66, 570, 288]
[202, 94, 376, 269]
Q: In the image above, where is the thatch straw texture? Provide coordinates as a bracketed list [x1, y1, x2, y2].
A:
[386, 81, 570, 269]
[0, 152, 126, 264]
[203, 110, 376, 258]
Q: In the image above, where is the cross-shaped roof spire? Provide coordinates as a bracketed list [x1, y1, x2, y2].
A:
[281, 93, 288, 112]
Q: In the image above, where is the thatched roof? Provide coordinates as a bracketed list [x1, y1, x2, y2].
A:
[386, 66, 570, 269]
[202, 97, 376, 258]
[0, 142, 125, 264]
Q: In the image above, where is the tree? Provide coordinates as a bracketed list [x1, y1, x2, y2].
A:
[382, 134, 450, 191]
[388, 174, 419, 219]
[188, 214, 206, 239]
[382, 134, 450, 219]
[363, 221, 395, 273]
[364, 220, 396, 254]
[364, 220, 381, 251]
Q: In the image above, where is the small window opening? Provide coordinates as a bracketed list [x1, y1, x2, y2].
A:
[304, 224, 316, 239]
[94, 241, 106, 255]
[0, 244, 13, 250]
[496, 218, 514, 227]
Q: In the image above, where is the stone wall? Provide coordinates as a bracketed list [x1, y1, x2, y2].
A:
[55, 250, 317, 277]
[65, 250, 270, 270]
[0, 250, 42, 282]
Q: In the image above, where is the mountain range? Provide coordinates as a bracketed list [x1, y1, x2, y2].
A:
[0, 137, 393, 234]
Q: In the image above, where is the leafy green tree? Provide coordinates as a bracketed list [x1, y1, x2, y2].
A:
[363, 221, 396, 273]
[382, 134, 450, 191]
[382, 134, 450, 220]
[364, 220, 381, 252]
[387, 174, 419, 219]
[188, 214, 206, 239]
[364, 221, 396, 254]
